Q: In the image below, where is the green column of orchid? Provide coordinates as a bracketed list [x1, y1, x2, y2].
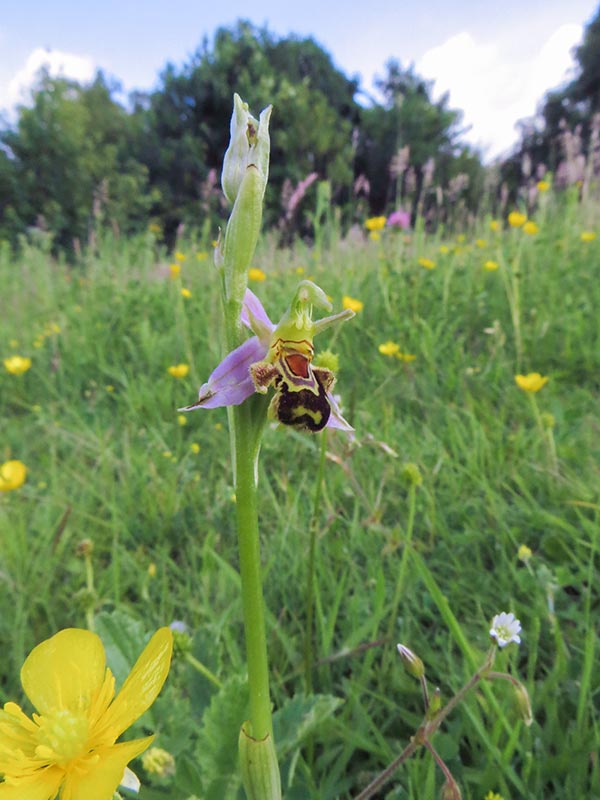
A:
[218, 94, 281, 798]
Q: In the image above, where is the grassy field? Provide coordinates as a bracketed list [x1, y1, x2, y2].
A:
[1, 189, 599, 799]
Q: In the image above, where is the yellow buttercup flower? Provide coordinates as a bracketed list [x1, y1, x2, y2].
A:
[508, 211, 527, 228]
[518, 544, 533, 562]
[174, 251, 186, 262]
[365, 216, 387, 232]
[177, 414, 187, 426]
[476, 238, 487, 248]
[248, 268, 266, 282]
[484, 260, 499, 271]
[484, 793, 504, 800]
[190, 442, 201, 454]
[342, 295, 364, 313]
[148, 222, 162, 235]
[399, 352, 417, 362]
[515, 372, 549, 392]
[167, 364, 190, 379]
[4, 355, 31, 375]
[181, 287, 192, 298]
[439, 245, 450, 254]
[0, 627, 172, 798]
[537, 180, 550, 192]
[522, 221, 539, 235]
[169, 263, 181, 279]
[418, 257, 436, 270]
[490, 219, 501, 232]
[379, 341, 401, 357]
[0, 460, 27, 492]
[581, 231, 596, 242]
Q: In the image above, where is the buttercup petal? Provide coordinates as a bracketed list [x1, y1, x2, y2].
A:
[95, 628, 172, 740]
[0, 769, 63, 800]
[20, 629, 106, 715]
[60, 737, 153, 800]
[180, 337, 267, 410]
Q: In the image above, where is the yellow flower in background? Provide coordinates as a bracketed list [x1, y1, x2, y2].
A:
[342, 295, 364, 313]
[518, 544, 533, 562]
[181, 287, 192, 298]
[537, 180, 550, 192]
[379, 341, 401, 357]
[196, 251, 208, 261]
[523, 221, 539, 235]
[148, 222, 162, 235]
[248, 268, 266, 282]
[476, 238, 487, 248]
[169, 263, 181, 279]
[147, 562, 157, 578]
[368, 231, 381, 241]
[418, 257, 436, 269]
[399, 352, 417, 362]
[4, 355, 31, 375]
[490, 219, 501, 232]
[174, 251, 186, 262]
[167, 364, 189, 379]
[177, 414, 187, 426]
[484, 792, 504, 800]
[456, 234, 466, 243]
[484, 260, 499, 271]
[142, 746, 176, 778]
[0, 460, 27, 492]
[515, 372, 549, 392]
[581, 231, 596, 242]
[0, 627, 172, 799]
[508, 211, 527, 228]
[439, 244, 450, 254]
[295, 266, 305, 275]
[365, 216, 386, 231]
[190, 442, 201, 454]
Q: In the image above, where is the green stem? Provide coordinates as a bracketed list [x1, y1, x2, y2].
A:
[304, 429, 328, 693]
[84, 553, 95, 632]
[233, 401, 273, 739]
[185, 652, 223, 689]
[387, 482, 417, 643]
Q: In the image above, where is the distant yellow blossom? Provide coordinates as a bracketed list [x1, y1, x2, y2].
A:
[369, 231, 381, 241]
[190, 442, 201, 454]
[365, 216, 387, 231]
[518, 544, 533, 562]
[484, 793, 504, 800]
[142, 746, 176, 778]
[439, 245, 450, 254]
[4, 355, 31, 375]
[148, 562, 157, 578]
[342, 295, 364, 313]
[456, 234, 466, 243]
[174, 251, 186, 262]
[177, 414, 187, 426]
[181, 287, 192, 298]
[379, 341, 401, 357]
[167, 364, 189, 379]
[0, 627, 172, 798]
[162, 450, 172, 459]
[515, 372, 548, 392]
[196, 251, 208, 261]
[105, 385, 115, 393]
[581, 231, 596, 242]
[248, 268, 266, 282]
[0, 460, 27, 491]
[490, 219, 501, 232]
[476, 238, 487, 248]
[484, 260, 499, 271]
[523, 221, 539, 235]
[399, 352, 417, 362]
[508, 211, 527, 228]
[537, 180, 550, 192]
[418, 257, 436, 269]
[169, 263, 181, 279]
[295, 266, 305, 275]
[148, 222, 162, 234]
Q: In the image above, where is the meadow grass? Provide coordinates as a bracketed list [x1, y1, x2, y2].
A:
[1, 189, 599, 799]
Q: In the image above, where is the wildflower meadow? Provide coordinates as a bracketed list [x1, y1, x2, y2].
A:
[1, 95, 599, 800]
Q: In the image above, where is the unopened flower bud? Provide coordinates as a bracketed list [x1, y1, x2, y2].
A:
[142, 746, 176, 778]
[222, 94, 271, 205]
[397, 643, 425, 679]
[540, 412, 555, 430]
[401, 462, 423, 487]
[440, 777, 462, 800]
[313, 349, 339, 373]
[429, 687, 442, 715]
[76, 538, 94, 557]
[514, 681, 533, 726]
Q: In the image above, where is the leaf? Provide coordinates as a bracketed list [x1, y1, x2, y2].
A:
[273, 693, 343, 760]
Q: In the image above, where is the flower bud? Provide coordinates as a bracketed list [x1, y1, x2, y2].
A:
[142, 746, 176, 778]
[222, 93, 272, 205]
[401, 462, 423, 487]
[440, 777, 462, 800]
[397, 644, 425, 679]
[540, 412, 555, 430]
[513, 681, 533, 726]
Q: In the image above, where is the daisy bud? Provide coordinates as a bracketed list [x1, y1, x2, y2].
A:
[513, 681, 533, 726]
[397, 643, 425, 679]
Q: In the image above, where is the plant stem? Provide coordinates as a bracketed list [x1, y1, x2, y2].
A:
[233, 400, 273, 739]
[387, 482, 417, 643]
[304, 429, 328, 694]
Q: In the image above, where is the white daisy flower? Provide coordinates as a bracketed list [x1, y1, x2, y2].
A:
[490, 611, 522, 647]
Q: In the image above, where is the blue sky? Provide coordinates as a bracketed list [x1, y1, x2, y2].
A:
[1, 0, 598, 158]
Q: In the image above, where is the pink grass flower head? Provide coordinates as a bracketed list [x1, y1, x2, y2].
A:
[387, 209, 411, 230]
[180, 281, 354, 433]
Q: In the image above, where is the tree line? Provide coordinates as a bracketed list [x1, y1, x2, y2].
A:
[1, 12, 599, 254]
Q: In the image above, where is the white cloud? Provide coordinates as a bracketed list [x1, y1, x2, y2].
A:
[417, 23, 583, 160]
[2, 47, 95, 112]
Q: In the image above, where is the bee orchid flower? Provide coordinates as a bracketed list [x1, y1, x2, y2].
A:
[181, 281, 354, 432]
